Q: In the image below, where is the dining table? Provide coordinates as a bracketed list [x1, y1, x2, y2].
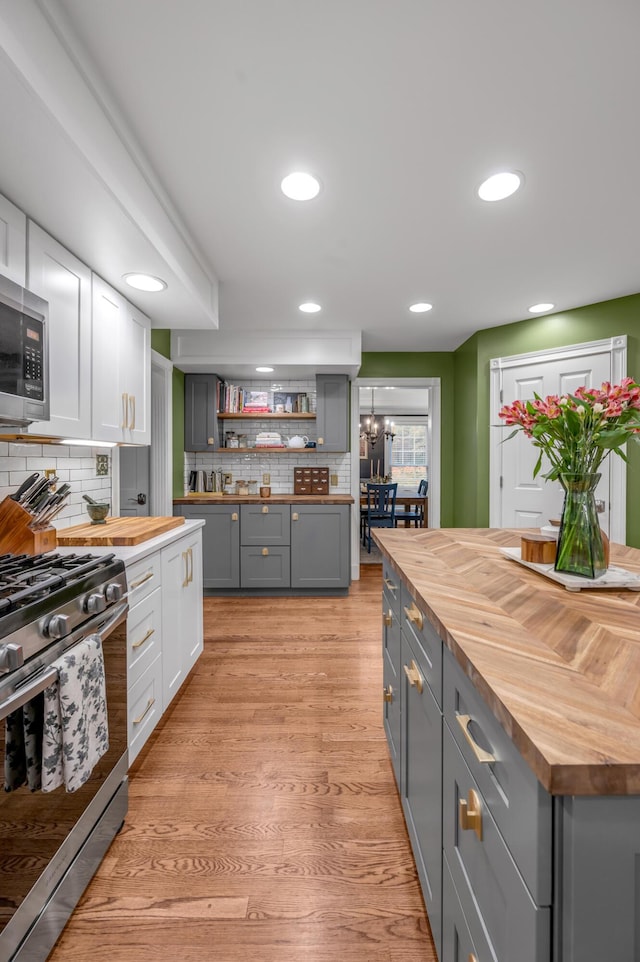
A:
[360, 492, 429, 528]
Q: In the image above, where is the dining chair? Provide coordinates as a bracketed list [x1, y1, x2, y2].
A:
[362, 482, 398, 553]
[394, 478, 428, 528]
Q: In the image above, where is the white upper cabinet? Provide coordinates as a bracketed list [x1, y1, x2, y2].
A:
[92, 274, 151, 444]
[26, 222, 92, 439]
[0, 193, 26, 285]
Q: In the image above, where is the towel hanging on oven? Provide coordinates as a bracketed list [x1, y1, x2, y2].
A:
[42, 635, 109, 794]
[3, 694, 44, 792]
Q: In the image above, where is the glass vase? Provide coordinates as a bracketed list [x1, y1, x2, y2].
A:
[555, 472, 606, 579]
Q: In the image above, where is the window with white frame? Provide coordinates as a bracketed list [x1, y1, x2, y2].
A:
[390, 419, 428, 486]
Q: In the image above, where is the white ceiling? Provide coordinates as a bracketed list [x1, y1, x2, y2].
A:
[2, 0, 640, 352]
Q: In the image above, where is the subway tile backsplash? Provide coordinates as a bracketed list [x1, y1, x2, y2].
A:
[184, 451, 351, 494]
[0, 441, 111, 529]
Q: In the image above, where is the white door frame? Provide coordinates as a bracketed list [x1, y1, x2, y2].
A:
[351, 376, 441, 581]
[149, 350, 174, 517]
[489, 335, 628, 543]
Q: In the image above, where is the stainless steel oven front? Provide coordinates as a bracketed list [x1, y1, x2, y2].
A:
[0, 596, 128, 962]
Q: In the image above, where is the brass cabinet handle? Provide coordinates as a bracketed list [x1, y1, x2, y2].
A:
[231, 512, 238, 521]
[187, 546, 193, 584]
[262, 505, 269, 514]
[182, 550, 189, 587]
[292, 512, 299, 521]
[130, 571, 153, 589]
[207, 437, 214, 445]
[262, 547, 269, 556]
[133, 697, 155, 726]
[459, 788, 483, 841]
[317, 436, 324, 445]
[383, 684, 393, 703]
[403, 603, 424, 631]
[469, 955, 478, 962]
[383, 609, 392, 627]
[383, 577, 398, 594]
[132, 627, 154, 650]
[121, 392, 129, 430]
[403, 659, 423, 693]
[129, 394, 136, 430]
[456, 714, 496, 764]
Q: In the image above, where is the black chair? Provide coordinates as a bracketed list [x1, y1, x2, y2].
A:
[362, 482, 397, 553]
[394, 478, 428, 528]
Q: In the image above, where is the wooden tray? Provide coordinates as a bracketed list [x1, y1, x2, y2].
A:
[56, 516, 185, 546]
[500, 546, 640, 592]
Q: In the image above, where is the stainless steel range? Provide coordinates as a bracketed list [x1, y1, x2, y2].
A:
[0, 551, 128, 962]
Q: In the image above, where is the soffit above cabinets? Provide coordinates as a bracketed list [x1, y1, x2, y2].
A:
[171, 329, 362, 379]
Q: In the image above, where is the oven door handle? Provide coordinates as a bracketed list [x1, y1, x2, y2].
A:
[1, 666, 58, 721]
[87, 600, 129, 641]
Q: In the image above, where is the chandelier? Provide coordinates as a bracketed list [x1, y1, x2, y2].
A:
[360, 389, 395, 446]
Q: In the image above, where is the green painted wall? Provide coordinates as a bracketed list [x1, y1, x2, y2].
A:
[150, 329, 171, 359]
[453, 293, 640, 546]
[359, 353, 456, 527]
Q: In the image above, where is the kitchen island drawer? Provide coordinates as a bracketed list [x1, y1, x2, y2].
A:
[443, 646, 552, 904]
[382, 558, 401, 614]
[442, 724, 550, 962]
[127, 586, 162, 688]
[241, 504, 290, 545]
[126, 553, 161, 606]
[401, 583, 442, 706]
[240, 545, 290, 588]
[128, 653, 162, 764]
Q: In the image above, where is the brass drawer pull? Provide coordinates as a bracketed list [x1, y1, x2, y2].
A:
[130, 571, 153, 590]
[133, 697, 155, 726]
[317, 436, 324, 445]
[262, 547, 269, 556]
[292, 512, 299, 521]
[456, 713, 496, 764]
[231, 512, 238, 521]
[383, 609, 392, 627]
[132, 627, 155, 650]
[262, 505, 269, 514]
[182, 550, 189, 587]
[469, 955, 478, 962]
[403, 660, 423, 693]
[383, 577, 397, 593]
[403, 603, 424, 631]
[459, 788, 483, 841]
[383, 684, 393, 703]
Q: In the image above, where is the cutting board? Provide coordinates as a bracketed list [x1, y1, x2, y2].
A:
[56, 516, 185, 546]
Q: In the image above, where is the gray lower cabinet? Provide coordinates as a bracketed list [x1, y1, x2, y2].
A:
[178, 503, 239, 588]
[401, 630, 443, 959]
[382, 564, 402, 785]
[241, 503, 291, 588]
[290, 504, 350, 588]
[315, 374, 349, 452]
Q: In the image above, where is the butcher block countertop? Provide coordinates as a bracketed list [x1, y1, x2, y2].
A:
[174, 494, 354, 505]
[56, 515, 185, 545]
[374, 527, 640, 796]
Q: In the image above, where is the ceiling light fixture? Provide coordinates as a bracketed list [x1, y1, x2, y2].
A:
[256, 366, 274, 373]
[123, 273, 167, 292]
[299, 302, 321, 313]
[409, 302, 433, 313]
[477, 171, 523, 202]
[528, 303, 555, 314]
[359, 389, 395, 450]
[281, 171, 320, 201]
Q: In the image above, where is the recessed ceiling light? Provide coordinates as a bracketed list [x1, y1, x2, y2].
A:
[256, 366, 274, 373]
[409, 302, 433, 313]
[281, 172, 321, 200]
[477, 171, 523, 202]
[123, 272, 167, 292]
[528, 303, 555, 314]
[299, 302, 321, 313]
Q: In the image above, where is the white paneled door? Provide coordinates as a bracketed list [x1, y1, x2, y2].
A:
[490, 338, 628, 540]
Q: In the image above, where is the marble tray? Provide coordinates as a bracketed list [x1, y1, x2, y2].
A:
[500, 546, 640, 592]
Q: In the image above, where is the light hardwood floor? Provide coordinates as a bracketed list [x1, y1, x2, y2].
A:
[49, 566, 436, 961]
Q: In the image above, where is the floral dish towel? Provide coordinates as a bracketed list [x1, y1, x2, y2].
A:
[42, 635, 109, 793]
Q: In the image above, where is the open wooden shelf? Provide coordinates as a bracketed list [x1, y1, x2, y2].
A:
[219, 412, 315, 419]
[213, 447, 319, 454]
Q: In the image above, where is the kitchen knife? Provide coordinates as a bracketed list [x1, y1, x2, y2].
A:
[21, 477, 52, 510]
[34, 492, 70, 527]
[10, 472, 39, 501]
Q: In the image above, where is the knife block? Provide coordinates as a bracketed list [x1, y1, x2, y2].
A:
[0, 496, 57, 555]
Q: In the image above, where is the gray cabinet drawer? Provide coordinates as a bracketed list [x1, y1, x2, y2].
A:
[240, 546, 290, 588]
[400, 583, 442, 706]
[401, 632, 442, 957]
[383, 649, 401, 786]
[443, 646, 552, 905]
[382, 590, 401, 677]
[382, 559, 401, 615]
[241, 504, 290, 545]
[442, 724, 550, 962]
[441, 853, 489, 962]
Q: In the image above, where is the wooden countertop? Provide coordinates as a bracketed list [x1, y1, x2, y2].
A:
[374, 527, 640, 796]
[174, 494, 354, 505]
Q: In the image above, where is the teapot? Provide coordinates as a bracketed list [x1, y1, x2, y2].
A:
[286, 435, 309, 448]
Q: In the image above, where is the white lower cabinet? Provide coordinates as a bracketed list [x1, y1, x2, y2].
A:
[125, 527, 203, 763]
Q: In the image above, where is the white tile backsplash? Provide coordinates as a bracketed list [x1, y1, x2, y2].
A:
[184, 451, 351, 494]
[0, 443, 112, 530]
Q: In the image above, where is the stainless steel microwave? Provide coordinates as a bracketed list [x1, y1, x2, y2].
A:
[0, 272, 49, 426]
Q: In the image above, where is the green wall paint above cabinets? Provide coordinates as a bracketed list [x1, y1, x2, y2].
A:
[151, 329, 171, 359]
